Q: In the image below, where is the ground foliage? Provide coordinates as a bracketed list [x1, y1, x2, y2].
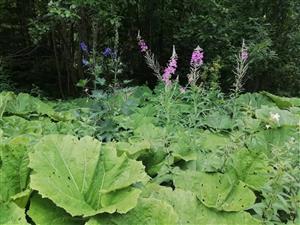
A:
[0, 84, 299, 225]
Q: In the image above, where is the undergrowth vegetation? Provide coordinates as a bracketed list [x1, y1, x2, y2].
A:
[1, 35, 300, 225]
[1, 81, 300, 225]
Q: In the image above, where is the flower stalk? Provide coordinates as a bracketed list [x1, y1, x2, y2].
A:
[233, 39, 249, 96]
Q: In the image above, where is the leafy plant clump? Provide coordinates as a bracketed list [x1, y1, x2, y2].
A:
[1, 41, 300, 225]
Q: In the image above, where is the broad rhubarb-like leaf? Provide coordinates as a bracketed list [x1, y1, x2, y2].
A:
[29, 135, 149, 217]
[174, 170, 256, 212]
[142, 183, 262, 225]
[85, 198, 178, 225]
[28, 194, 84, 225]
[0, 136, 31, 203]
[0, 202, 28, 225]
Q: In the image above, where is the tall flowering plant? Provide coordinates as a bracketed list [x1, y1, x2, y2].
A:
[137, 31, 207, 91]
[233, 39, 249, 95]
[137, 31, 161, 80]
[78, 41, 123, 95]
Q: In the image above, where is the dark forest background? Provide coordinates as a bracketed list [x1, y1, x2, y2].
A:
[0, 0, 299, 98]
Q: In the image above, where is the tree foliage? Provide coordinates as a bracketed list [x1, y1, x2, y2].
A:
[0, 0, 299, 97]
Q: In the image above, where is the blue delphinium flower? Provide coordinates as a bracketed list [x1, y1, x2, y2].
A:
[80, 42, 88, 52]
[82, 58, 89, 66]
[103, 47, 112, 57]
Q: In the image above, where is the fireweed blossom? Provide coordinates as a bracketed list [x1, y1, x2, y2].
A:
[162, 46, 178, 86]
[137, 30, 149, 53]
[241, 49, 248, 61]
[137, 31, 161, 79]
[190, 46, 204, 67]
[233, 39, 250, 95]
[138, 39, 149, 52]
[188, 46, 204, 85]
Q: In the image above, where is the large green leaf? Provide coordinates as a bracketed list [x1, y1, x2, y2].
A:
[236, 93, 276, 109]
[28, 194, 84, 225]
[0, 202, 28, 225]
[0, 136, 31, 203]
[198, 131, 230, 151]
[0, 92, 14, 118]
[142, 184, 262, 225]
[113, 139, 151, 159]
[255, 106, 300, 127]
[204, 111, 234, 130]
[174, 170, 256, 212]
[0, 116, 44, 137]
[229, 150, 270, 190]
[169, 129, 198, 162]
[249, 126, 299, 154]
[6, 93, 54, 116]
[29, 135, 149, 217]
[262, 91, 300, 109]
[85, 198, 178, 225]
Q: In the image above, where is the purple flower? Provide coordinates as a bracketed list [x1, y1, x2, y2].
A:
[82, 58, 89, 66]
[138, 39, 148, 53]
[80, 42, 88, 52]
[190, 46, 204, 67]
[103, 47, 112, 57]
[162, 46, 178, 86]
[241, 49, 248, 61]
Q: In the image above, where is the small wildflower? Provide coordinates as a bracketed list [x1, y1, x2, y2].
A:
[84, 88, 89, 93]
[137, 30, 149, 52]
[80, 42, 88, 52]
[270, 112, 280, 123]
[265, 124, 271, 129]
[82, 58, 89, 66]
[241, 49, 248, 61]
[103, 47, 112, 57]
[138, 39, 148, 52]
[180, 86, 186, 94]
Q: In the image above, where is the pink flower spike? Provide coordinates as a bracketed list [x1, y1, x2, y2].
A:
[241, 50, 248, 61]
[190, 46, 204, 67]
[138, 39, 149, 53]
[162, 46, 178, 86]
